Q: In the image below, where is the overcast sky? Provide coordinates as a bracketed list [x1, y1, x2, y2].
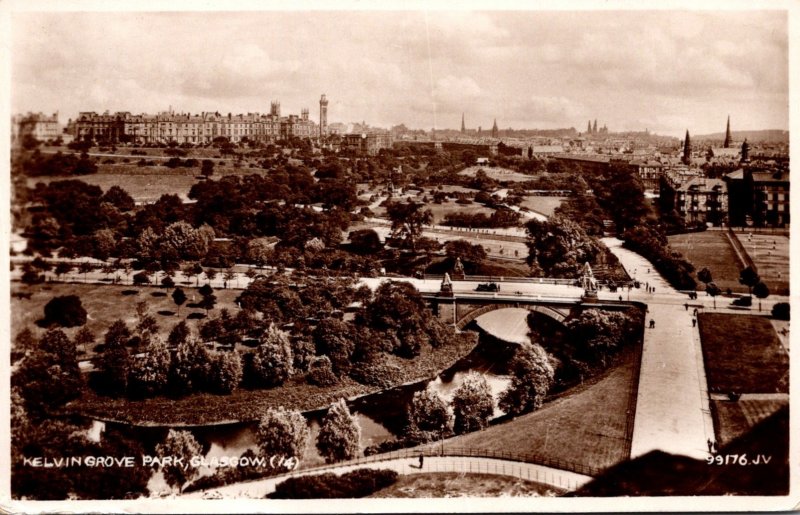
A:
[10, 9, 789, 136]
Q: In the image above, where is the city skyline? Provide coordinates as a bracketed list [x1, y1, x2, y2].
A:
[10, 9, 789, 137]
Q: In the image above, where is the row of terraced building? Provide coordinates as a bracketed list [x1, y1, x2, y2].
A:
[65, 101, 319, 145]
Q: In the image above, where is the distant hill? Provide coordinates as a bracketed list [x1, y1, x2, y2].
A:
[694, 130, 788, 143]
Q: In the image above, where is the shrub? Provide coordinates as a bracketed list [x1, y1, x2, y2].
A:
[349, 360, 403, 388]
[43, 295, 87, 327]
[269, 469, 398, 499]
[772, 302, 790, 321]
[307, 356, 338, 386]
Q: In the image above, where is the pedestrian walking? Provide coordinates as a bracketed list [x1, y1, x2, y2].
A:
[419, 454, 424, 469]
[684, 303, 688, 311]
[652, 287, 655, 293]
[649, 319, 655, 329]
[692, 318, 697, 328]
[707, 439, 713, 453]
[619, 295, 623, 302]
[693, 308, 698, 317]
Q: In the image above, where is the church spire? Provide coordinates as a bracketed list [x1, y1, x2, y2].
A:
[461, 113, 465, 133]
[491, 118, 498, 138]
[682, 129, 692, 165]
[724, 115, 732, 148]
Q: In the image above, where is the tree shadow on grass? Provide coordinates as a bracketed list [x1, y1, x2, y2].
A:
[186, 312, 206, 320]
[157, 310, 175, 317]
[121, 290, 139, 296]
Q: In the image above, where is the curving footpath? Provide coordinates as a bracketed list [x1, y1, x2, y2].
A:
[601, 238, 715, 461]
[183, 455, 592, 499]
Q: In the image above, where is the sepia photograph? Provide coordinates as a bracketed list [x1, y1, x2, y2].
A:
[2, 0, 795, 512]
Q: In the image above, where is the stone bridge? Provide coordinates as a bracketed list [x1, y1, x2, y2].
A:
[423, 293, 632, 330]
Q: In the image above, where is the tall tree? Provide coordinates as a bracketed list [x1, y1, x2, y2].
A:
[386, 200, 433, 252]
[452, 371, 494, 434]
[99, 319, 132, 394]
[73, 326, 95, 354]
[128, 335, 171, 397]
[167, 320, 191, 347]
[250, 324, 294, 387]
[739, 266, 760, 296]
[256, 407, 310, 462]
[498, 343, 554, 416]
[706, 282, 721, 309]
[155, 429, 203, 492]
[407, 389, 453, 442]
[13, 330, 82, 414]
[169, 337, 210, 394]
[316, 399, 361, 463]
[697, 267, 713, 289]
[172, 287, 187, 313]
[207, 350, 242, 394]
[753, 281, 770, 312]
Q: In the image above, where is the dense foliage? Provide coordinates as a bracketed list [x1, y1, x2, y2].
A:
[498, 343, 555, 416]
[269, 469, 398, 499]
[621, 224, 696, 290]
[525, 215, 606, 278]
[42, 294, 87, 327]
[316, 399, 361, 463]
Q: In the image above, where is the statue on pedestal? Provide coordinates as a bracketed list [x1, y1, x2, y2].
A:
[439, 272, 453, 297]
[581, 262, 598, 299]
[452, 257, 465, 280]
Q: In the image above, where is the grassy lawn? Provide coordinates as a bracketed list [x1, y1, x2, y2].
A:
[458, 166, 533, 183]
[711, 398, 789, 447]
[426, 201, 497, 225]
[369, 472, 563, 498]
[11, 281, 242, 359]
[731, 231, 789, 295]
[437, 343, 640, 473]
[667, 231, 745, 293]
[27, 164, 272, 203]
[698, 313, 788, 394]
[519, 196, 565, 217]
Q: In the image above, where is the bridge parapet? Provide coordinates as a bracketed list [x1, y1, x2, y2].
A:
[424, 293, 634, 330]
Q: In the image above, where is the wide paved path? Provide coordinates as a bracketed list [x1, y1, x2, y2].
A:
[183, 456, 592, 499]
[601, 238, 715, 460]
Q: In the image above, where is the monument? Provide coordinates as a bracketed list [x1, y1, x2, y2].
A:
[581, 262, 598, 300]
[439, 272, 454, 297]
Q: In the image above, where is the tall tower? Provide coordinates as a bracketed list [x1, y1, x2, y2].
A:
[741, 138, 750, 163]
[319, 94, 328, 138]
[592, 119, 598, 134]
[491, 118, 498, 138]
[270, 101, 280, 118]
[724, 115, 732, 148]
[301, 108, 309, 121]
[461, 113, 466, 133]
[587, 120, 592, 135]
[682, 129, 692, 165]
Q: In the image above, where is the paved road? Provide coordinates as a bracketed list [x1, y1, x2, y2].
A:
[601, 238, 715, 460]
[182, 455, 592, 499]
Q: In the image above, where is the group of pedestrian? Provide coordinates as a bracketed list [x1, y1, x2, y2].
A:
[649, 319, 656, 329]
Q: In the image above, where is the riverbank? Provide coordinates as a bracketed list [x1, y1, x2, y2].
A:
[62, 332, 479, 426]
